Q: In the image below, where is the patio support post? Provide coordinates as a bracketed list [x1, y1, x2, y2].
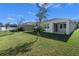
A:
[66, 21, 70, 35]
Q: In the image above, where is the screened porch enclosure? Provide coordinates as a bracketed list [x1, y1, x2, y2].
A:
[53, 22, 66, 34]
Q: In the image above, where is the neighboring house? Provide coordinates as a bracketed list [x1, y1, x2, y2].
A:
[0, 25, 17, 31]
[0, 22, 34, 31]
[0, 27, 17, 31]
[45, 18, 77, 35]
[20, 23, 34, 31]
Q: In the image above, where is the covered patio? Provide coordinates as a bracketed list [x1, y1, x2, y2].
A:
[53, 22, 66, 34]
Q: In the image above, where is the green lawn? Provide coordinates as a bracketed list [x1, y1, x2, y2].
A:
[0, 29, 79, 56]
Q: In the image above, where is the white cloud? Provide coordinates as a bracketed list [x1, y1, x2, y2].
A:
[46, 4, 54, 8]
[67, 3, 73, 5]
[32, 3, 61, 9]
[52, 4, 61, 8]
[28, 12, 35, 16]
[7, 17, 14, 20]
[18, 14, 23, 17]
[32, 3, 74, 9]
[38, 3, 44, 7]
[47, 3, 74, 9]
[46, 4, 61, 9]
[31, 3, 36, 6]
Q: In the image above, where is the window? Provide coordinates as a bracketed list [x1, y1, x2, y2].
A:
[60, 24, 62, 29]
[64, 24, 66, 28]
[60, 23, 66, 29]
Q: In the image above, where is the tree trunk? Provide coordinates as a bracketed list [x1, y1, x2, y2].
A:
[36, 31, 40, 40]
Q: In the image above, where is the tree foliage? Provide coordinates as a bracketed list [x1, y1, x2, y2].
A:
[16, 16, 25, 31]
[36, 3, 47, 26]
[35, 3, 48, 40]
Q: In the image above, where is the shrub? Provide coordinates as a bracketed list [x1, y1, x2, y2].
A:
[17, 27, 24, 31]
[10, 30, 17, 32]
[33, 26, 44, 33]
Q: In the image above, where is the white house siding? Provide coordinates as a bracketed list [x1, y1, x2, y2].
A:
[0, 27, 17, 31]
[45, 20, 67, 34]
[1, 27, 6, 31]
[7, 27, 17, 31]
[45, 19, 77, 35]
[69, 20, 76, 34]
[65, 20, 76, 35]
[45, 22, 53, 33]
[66, 20, 70, 34]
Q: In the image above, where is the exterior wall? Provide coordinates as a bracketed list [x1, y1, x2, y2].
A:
[66, 20, 77, 35]
[57, 23, 66, 33]
[66, 21, 70, 34]
[45, 22, 53, 33]
[45, 19, 77, 35]
[0, 27, 17, 31]
[69, 21, 77, 34]
[22, 25, 34, 31]
[1, 27, 6, 31]
[7, 27, 17, 31]
[45, 20, 67, 34]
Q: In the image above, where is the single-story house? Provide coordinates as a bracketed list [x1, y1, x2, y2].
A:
[0, 24, 17, 31]
[45, 18, 77, 35]
[20, 23, 34, 31]
[0, 27, 17, 31]
[0, 23, 34, 31]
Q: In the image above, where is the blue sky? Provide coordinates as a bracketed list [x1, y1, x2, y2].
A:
[0, 3, 79, 24]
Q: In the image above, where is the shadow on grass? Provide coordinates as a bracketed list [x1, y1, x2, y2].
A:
[0, 32, 15, 37]
[0, 39, 37, 56]
[25, 31, 74, 42]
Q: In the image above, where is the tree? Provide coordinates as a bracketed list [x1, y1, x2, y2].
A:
[35, 3, 48, 40]
[5, 22, 10, 31]
[77, 21, 79, 28]
[0, 22, 3, 31]
[36, 3, 47, 26]
[0, 22, 3, 27]
[16, 16, 25, 31]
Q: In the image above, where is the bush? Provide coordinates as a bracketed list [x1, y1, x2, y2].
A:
[10, 30, 17, 32]
[34, 26, 44, 33]
[17, 27, 24, 31]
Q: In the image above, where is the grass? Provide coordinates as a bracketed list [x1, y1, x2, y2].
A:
[0, 29, 79, 55]
[0, 32, 36, 55]
[0, 31, 13, 37]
